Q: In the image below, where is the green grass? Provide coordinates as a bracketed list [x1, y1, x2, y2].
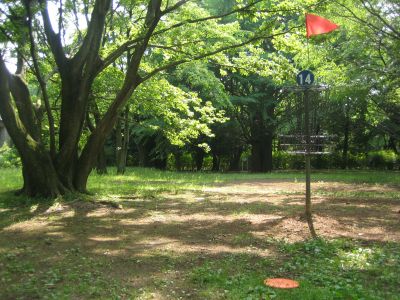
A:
[88, 168, 400, 198]
[1, 168, 398, 203]
[0, 167, 399, 299]
[0, 247, 131, 300]
[188, 239, 400, 300]
[1, 239, 399, 299]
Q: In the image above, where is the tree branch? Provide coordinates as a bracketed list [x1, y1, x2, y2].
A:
[333, 0, 400, 40]
[26, 1, 57, 158]
[71, 0, 83, 42]
[39, 0, 67, 70]
[142, 27, 301, 82]
[76, 0, 165, 182]
[162, 0, 190, 15]
[72, 0, 112, 71]
[0, 55, 41, 153]
[96, 0, 265, 74]
[360, 0, 400, 39]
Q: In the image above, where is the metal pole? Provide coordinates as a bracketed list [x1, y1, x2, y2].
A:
[304, 89, 317, 238]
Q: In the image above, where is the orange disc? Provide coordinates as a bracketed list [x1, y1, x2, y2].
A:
[264, 278, 299, 289]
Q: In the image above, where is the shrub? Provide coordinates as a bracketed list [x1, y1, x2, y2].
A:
[273, 151, 370, 170]
[202, 155, 213, 171]
[272, 151, 290, 169]
[346, 153, 367, 169]
[167, 152, 195, 171]
[367, 150, 398, 170]
[273, 151, 305, 170]
[0, 145, 21, 168]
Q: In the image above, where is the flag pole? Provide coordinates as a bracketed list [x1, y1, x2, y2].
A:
[305, 13, 310, 68]
[307, 37, 310, 67]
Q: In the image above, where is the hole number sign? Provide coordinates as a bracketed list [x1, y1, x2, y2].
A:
[296, 70, 314, 86]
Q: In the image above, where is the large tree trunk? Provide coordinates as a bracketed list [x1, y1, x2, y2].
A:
[0, 57, 65, 197]
[0, 0, 162, 197]
[135, 134, 167, 170]
[116, 114, 123, 172]
[249, 113, 273, 173]
[20, 153, 65, 197]
[136, 135, 155, 167]
[250, 134, 273, 172]
[264, 134, 273, 172]
[56, 76, 88, 189]
[154, 157, 167, 170]
[137, 143, 148, 167]
[250, 141, 264, 172]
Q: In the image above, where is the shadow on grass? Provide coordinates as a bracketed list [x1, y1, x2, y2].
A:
[0, 190, 57, 230]
[0, 197, 399, 299]
[0, 198, 281, 299]
[1, 172, 400, 299]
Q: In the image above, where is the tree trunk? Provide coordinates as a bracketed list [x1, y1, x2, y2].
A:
[136, 135, 155, 167]
[193, 148, 205, 171]
[96, 146, 108, 174]
[387, 136, 398, 154]
[154, 157, 167, 170]
[137, 143, 148, 167]
[116, 114, 123, 172]
[342, 108, 350, 169]
[0, 0, 164, 197]
[250, 134, 273, 172]
[0, 59, 65, 197]
[19, 151, 65, 197]
[174, 152, 183, 171]
[56, 74, 91, 190]
[87, 103, 108, 175]
[229, 148, 242, 171]
[212, 153, 220, 171]
[250, 141, 263, 172]
[116, 106, 130, 174]
[265, 134, 273, 172]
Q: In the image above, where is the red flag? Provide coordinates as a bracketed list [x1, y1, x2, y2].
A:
[306, 13, 339, 38]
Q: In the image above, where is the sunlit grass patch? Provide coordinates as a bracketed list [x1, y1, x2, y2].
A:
[1, 168, 399, 205]
[86, 167, 400, 201]
[189, 239, 400, 300]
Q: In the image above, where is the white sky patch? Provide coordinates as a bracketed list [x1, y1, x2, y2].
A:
[47, 1, 60, 34]
[4, 57, 17, 74]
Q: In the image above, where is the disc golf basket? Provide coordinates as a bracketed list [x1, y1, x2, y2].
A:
[278, 134, 337, 155]
[278, 84, 337, 237]
[278, 86, 337, 156]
